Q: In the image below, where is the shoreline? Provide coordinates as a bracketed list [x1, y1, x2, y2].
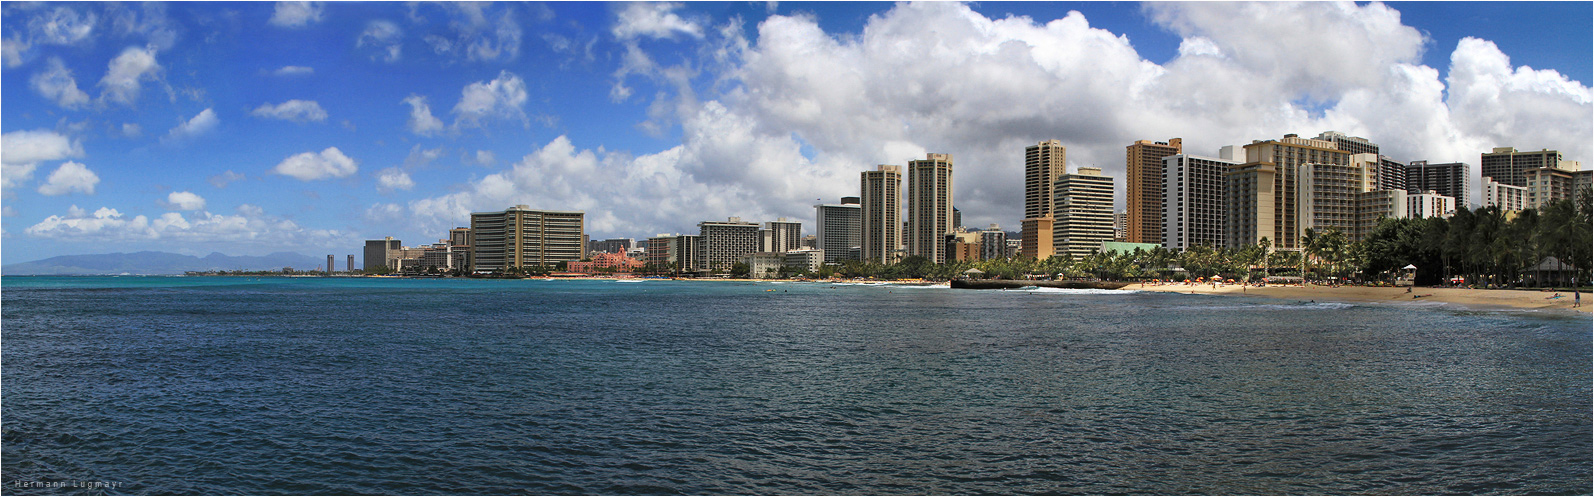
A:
[1131, 281, 1592, 315]
[12, 274, 1590, 315]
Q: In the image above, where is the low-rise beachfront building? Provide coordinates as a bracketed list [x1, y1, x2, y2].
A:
[741, 252, 785, 278]
[783, 249, 825, 273]
[567, 251, 646, 274]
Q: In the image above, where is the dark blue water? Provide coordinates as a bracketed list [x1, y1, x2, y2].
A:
[3, 277, 1589, 495]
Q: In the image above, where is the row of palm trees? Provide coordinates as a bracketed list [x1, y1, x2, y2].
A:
[761, 193, 1591, 288]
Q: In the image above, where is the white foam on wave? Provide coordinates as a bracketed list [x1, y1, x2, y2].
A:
[1165, 301, 1357, 311]
[1016, 287, 1140, 295]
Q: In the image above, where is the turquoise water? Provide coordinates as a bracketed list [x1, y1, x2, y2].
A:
[3, 276, 1590, 494]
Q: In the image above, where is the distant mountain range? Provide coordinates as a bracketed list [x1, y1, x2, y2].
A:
[2, 251, 327, 275]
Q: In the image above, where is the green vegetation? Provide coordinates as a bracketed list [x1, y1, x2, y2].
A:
[773, 195, 1592, 288]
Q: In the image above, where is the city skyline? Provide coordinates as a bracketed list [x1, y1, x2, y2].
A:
[3, 1, 1592, 264]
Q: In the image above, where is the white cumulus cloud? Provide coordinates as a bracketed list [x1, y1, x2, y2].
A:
[376, 168, 415, 192]
[97, 46, 162, 106]
[402, 95, 445, 136]
[37, 161, 100, 196]
[31, 58, 91, 109]
[357, 20, 402, 62]
[269, 1, 325, 28]
[273, 65, 314, 76]
[25, 203, 358, 252]
[452, 70, 529, 129]
[3, 35, 29, 68]
[166, 191, 206, 211]
[28, 6, 98, 46]
[2, 163, 37, 191]
[272, 147, 357, 181]
[433, 1, 1589, 239]
[2, 129, 84, 167]
[250, 100, 328, 122]
[613, 2, 704, 40]
[412, 3, 523, 62]
[164, 108, 219, 141]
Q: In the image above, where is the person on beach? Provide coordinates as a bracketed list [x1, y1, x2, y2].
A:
[1576, 290, 1581, 309]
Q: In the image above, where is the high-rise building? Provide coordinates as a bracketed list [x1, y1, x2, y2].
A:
[1408, 191, 1457, 219]
[1022, 141, 1064, 258]
[1482, 176, 1528, 212]
[448, 227, 471, 270]
[861, 166, 902, 263]
[589, 238, 634, 255]
[1163, 153, 1236, 250]
[698, 217, 760, 273]
[327, 255, 335, 274]
[363, 237, 402, 271]
[907, 154, 954, 263]
[1052, 166, 1114, 260]
[762, 219, 802, 254]
[1025, 140, 1066, 220]
[1299, 152, 1378, 240]
[1376, 156, 1407, 191]
[1112, 212, 1128, 242]
[1020, 217, 1054, 259]
[1575, 170, 1593, 201]
[1481, 147, 1562, 188]
[675, 234, 701, 273]
[1125, 138, 1182, 244]
[980, 225, 1007, 262]
[815, 197, 862, 264]
[1226, 134, 1352, 251]
[1524, 166, 1581, 209]
[468, 205, 585, 273]
[1405, 161, 1472, 207]
[645, 234, 677, 269]
[1314, 131, 1379, 156]
[419, 242, 457, 271]
[347, 255, 354, 274]
[1355, 189, 1408, 240]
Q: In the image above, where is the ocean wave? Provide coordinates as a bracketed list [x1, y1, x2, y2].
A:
[1162, 301, 1358, 311]
[1015, 287, 1140, 295]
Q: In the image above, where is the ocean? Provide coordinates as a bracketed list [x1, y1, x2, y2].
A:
[2, 276, 1589, 495]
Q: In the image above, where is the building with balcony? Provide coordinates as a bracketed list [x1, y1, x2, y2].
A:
[1052, 166, 1114, 260]
[468, 205, 585, 273]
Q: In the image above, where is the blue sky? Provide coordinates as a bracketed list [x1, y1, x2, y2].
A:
[3, 1, 1591, 266]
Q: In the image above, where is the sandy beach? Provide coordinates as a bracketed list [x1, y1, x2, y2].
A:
[1133, 281, 1593, 314]
[538, 275, 1592, 315]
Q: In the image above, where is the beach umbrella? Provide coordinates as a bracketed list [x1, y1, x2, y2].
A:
[1402, 264, 1417, 270]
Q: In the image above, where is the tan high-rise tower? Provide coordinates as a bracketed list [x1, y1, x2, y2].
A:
[1022, 140, 1065, 259]
[1125, 138, 1182, 244]
[860, 165, 902, 264]
[907, 153, 954, 264]
[1225, 134, 1350, 251]
[1025, 140, 1066, 219]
